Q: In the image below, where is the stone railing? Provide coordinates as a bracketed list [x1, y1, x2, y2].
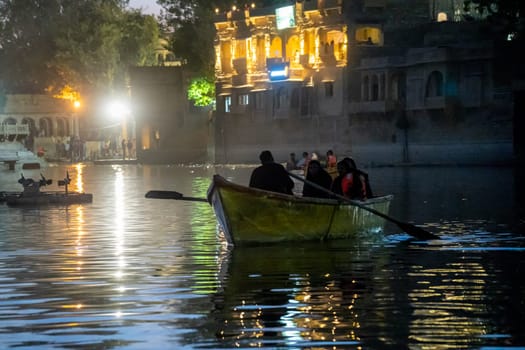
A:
[0, 124, 30, 135]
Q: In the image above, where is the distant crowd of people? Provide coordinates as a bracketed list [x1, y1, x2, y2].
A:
[249, 149, 373, 201]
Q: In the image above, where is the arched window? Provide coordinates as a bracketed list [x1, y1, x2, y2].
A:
[437, 12, 448, 22]
[362, 75, 370, 101]
[38, 118, 52, 137]
[275, 87, 287, 109]
[286, 35, 300, 64]
[57, 118, 66, 137]
[270, 36, 282, 58]
[389, 73, 406, 102]
[426, 71, 444, 97]
[21, 117, 37, 137]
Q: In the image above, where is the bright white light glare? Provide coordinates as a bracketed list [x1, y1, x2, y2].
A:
[107, 101, 130, 121]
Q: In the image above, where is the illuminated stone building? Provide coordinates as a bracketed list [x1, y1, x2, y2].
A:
[213, 0, 514, 165]
[213, 0, 348, 162]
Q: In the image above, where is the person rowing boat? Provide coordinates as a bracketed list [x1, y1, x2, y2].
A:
[249, 150, 294, 195]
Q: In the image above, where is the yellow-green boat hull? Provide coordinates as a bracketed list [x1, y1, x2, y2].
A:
[208, 175, 392, 245]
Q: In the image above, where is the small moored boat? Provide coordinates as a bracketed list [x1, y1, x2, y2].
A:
[206, 175, 393, 245]
[5, 191, 93, 206]
[4, 172, 93, 207]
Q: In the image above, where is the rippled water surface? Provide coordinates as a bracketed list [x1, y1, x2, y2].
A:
[1, 163, 524, 349]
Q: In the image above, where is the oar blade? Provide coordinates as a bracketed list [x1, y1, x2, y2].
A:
[396, 221, 439, 240]
[145, 190, 183, 200]
[145, 190, 208, 202]
[286, 169, 441, 240]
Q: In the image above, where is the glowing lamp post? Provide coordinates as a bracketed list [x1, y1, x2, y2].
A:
[107, 100, 132, 155]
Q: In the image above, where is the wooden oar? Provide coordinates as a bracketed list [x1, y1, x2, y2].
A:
[145, 190, 208, 203]
[287, 171, 439, 240]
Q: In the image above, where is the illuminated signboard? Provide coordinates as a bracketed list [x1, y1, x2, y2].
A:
[268, 62, 289, 81]
[275, 5, 295, 30]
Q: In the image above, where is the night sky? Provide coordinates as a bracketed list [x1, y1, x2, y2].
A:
[128, 0, 162, 15]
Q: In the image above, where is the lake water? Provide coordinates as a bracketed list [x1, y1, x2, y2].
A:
[0, 163, 524, 349]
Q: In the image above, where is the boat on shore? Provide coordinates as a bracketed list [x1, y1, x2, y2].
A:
[3, 173, 93, 206]
[206, 175, 393, 245]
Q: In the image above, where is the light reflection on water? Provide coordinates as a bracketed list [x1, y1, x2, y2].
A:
[0, 164, 524, 349]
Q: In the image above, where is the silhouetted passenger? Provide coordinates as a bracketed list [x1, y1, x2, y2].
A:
[302, 160, 333, 199]
[249, 150, 294, 195]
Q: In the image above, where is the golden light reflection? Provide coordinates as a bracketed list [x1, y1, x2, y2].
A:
[75, 165, 83, 192]
[407, 261, 489, 348]
[217, 274, 362, 346]
[113, 166, 127, 287]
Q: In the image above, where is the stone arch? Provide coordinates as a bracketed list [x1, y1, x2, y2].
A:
[56, 117, 69, 137]
[2, 117, 17, 141]
[379, 73, 386, 100]
[21, 117, 36, 150]
[426, 70, 444, 97]
[286, 34, 300, 63]
[362, 75, 370, 101]
[21, 117, 36, 133]
[270, 36, 282, 58]
[2, 117, 16, 124]
[38, 117, 52, 137]
[389, 72, 406, 103]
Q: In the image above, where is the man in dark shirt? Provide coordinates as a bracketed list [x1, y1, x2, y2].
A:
[249, 150, 294, 195]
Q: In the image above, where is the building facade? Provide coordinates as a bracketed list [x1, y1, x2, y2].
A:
[0, 94, 79, 158]
[129, 66, 211, 164]
[213, 0, 348, 162]
[212, 0, 514, 165]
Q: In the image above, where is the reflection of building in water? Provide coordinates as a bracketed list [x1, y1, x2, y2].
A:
[214, 245, 368, 346]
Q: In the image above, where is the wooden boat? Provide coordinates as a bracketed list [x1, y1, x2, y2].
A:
[206, 175, 393, 245]
[4, 172, 93, 206]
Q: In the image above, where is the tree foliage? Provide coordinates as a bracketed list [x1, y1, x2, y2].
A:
[0, 0, 159, 97]
[187, 77, 215, 107]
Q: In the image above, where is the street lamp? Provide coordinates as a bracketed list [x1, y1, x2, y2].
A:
[106, 100, 134, 159]
[107, 100, 131, 139]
